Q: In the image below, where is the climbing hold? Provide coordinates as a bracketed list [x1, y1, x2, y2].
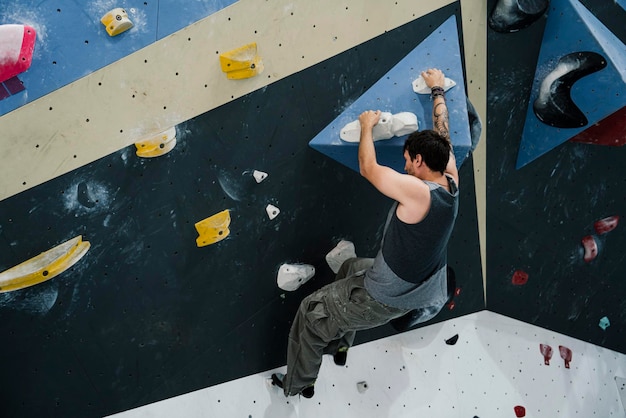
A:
[599, 316, 610, 331]
[540, 343, 553, 365]
[445, 334, 459, 345]
[100, 8, 134, 36]
[0, 236, 90, 293]
[325, 240, 357, 274]
[219, 43, 264, 79]
[559, 345, 573, 368]
[340, 112, 418, 142]
[570, 106, 626, 146]
[77, 181, 97, 208]
[194, 209, 231, 247]
[135, 127, 177, 158]
[412, 75, 456, 94]
[489, 0, 549, 33]
[265, 204, 280, 220]
[253, 170, 268, 183]
[514, 405, 526, 417]
[594, 216, 619, 235]
[276, 263, 315, 291]
[511, 269, 529, 285]
[0, 24, 36, 84]
[356, 381, 369, 393]
[533, 51, 607, 128]
[581, 235, 598, 263]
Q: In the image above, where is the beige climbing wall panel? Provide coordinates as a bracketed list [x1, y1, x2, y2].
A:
[0, 0, 455, 202]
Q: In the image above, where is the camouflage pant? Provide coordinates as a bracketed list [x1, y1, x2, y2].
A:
[282, 258, 409, 396]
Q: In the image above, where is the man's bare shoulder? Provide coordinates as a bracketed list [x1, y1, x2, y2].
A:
[395, 176, 431, 224]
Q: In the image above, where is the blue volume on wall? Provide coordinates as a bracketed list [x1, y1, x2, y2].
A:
[516, 0, 626, 169]
[309, 15, 471, 175]
[0, 0, 236, 116]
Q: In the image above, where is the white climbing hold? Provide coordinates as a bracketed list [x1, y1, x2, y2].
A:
[340, 112, 418, 143]
[253, 170, 268, 183]
[325, 240, 357, 273]
[412, 75, 456, 94]
[277, 263, 315, 291]
[266, 204, 280, 220]
[356, 381, 369, 393]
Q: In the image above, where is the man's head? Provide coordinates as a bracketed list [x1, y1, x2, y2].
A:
[403, 130, 451, 176]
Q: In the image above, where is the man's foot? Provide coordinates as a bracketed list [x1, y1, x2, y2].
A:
[333, 347, 348, 366]
[270, 373, 284, 389]
[301, 385, 315, 398]
[271, 374, 315, 398]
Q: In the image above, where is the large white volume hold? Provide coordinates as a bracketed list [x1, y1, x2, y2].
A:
[265, 204, 280, 220]
[277, 263, 315, 291]
[412, 75, 456, 94]
[325, 240, 357, 273]
[340, 112, 418, 143]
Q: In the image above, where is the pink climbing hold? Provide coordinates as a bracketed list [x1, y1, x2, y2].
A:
[514, 405, 526, 417]
[511, 270, 529, 285]
[581, 235, 598, 262]
[594, 215, 619, 235]
[559, 345, 572, 369]
[540, 343, 553, 365]
[0, 24, 37, 84]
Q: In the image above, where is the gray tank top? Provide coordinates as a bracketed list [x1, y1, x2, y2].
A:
[364, 175, 458, 309]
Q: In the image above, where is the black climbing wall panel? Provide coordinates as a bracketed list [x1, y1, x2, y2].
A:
[0, 4, 483, 417]
[487, 0, 626, 354]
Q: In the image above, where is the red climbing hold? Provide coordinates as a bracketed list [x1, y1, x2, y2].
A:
[569, 106, 626, 147]
[594, 215, 619, 235]
[581, 235, 598, 262]
[514, 405, 526, 417]
[559, 345, 572, 369]
[540, 343, 553, 365]
[511, 270, 529, 285]
[0, 24, 36, 84]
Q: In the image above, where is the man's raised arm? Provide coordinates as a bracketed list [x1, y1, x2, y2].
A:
[421, 68, 458, 186]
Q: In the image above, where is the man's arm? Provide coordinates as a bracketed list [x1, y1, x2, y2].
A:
[421, 69, 459, 187]
[358, 110, 429, 206]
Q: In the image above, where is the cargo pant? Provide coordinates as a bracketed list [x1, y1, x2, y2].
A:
[282, 257, 410, 396]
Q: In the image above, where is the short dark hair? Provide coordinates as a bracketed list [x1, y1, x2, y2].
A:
[403, 130, 451, 174]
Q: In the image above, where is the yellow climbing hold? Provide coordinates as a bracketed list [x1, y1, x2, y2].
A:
[0, 236, 90, 293]
[195, 210, 231, 247]
[135, 127, 177, 158]
[101, 8, 134, 36]
[219, 43, 264, 79]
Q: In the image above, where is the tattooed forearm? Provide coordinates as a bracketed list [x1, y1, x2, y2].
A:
[433, 101, 450, 141]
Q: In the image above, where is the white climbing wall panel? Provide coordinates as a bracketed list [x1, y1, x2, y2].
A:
[107, 311, 626, 418]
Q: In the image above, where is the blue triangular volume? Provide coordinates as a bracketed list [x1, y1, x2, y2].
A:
[618, 0, 626, 12]
[309, 15, 471, 175]
[516, 0, 626, 169]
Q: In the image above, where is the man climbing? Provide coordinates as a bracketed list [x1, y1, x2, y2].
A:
[272, 68, 459, 398]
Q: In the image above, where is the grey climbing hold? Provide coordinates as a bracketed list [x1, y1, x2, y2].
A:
[277, 263, 315, 291]
[325, 240, 357, 273]
[356, 381, 369, 393]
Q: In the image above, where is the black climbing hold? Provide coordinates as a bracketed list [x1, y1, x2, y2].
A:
[445, 334, 459, 345]
[77, 182, 96, 208]
[489, 0, 549, 33]
[533, 51, 607, 128]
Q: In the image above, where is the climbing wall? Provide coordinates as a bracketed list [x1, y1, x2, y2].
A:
[0, 1, 484, 417]
[487, 0, 626, 356]
[108, 311, 626, 418]
[0, 0, 236, 114]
